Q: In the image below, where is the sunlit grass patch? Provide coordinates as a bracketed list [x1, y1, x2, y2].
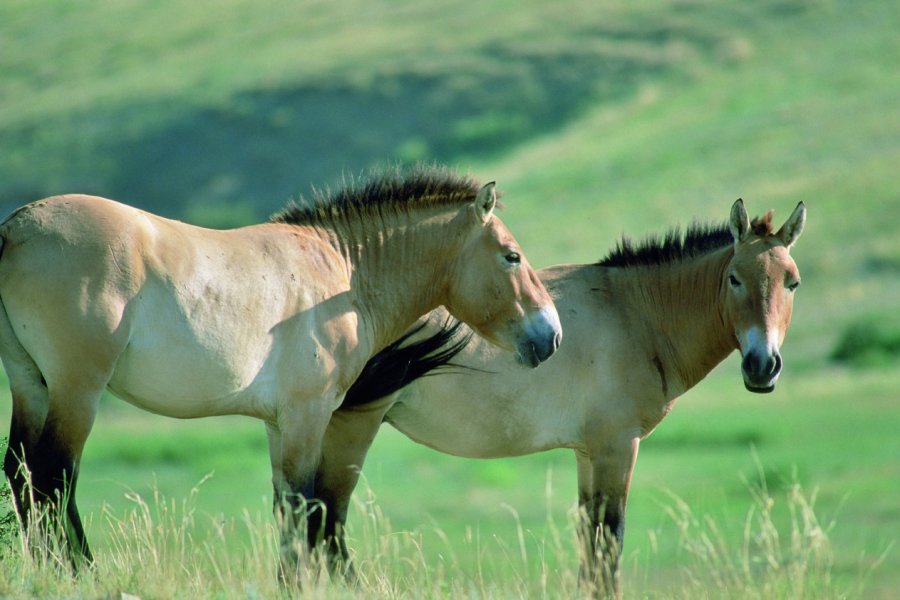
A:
[0, 460, 880, 599]
[661, 476, 835, 598]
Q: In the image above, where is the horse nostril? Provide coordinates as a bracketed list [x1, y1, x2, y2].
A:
[743, 351, 781, 380]
[529, 331, 561, 364]
[771, 353, 783, 377]
[741, 353, 754, 375]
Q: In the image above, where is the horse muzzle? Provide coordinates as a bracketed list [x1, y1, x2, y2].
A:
[514, 306, 562, 368]
[741, 350, 782, 393]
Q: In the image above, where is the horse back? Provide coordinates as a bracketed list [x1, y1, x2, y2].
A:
[0, 195, 359, 419]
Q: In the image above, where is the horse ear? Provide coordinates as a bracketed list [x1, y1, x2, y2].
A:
[776, 201, 806, 247]
[729, 198, 750, 244]
[474, 182, 497, 224]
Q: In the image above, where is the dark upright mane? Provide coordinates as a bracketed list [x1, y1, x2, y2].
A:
[597, 221, 734, 268]
[598, 211, 774, 268]
[270, 165, 483, 227]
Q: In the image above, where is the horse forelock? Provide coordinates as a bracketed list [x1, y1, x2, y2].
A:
[269, 165, 490, 227]
[750, 210, 775, 237]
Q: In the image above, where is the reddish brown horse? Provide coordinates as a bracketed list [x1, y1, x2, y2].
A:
[0, 166, 561, 578]
[334, 199, 805, 596]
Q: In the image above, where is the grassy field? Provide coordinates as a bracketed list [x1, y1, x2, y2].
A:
[2, 0, 899, 597]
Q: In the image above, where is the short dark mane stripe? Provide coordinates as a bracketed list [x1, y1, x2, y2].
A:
[597, 221, 734, 268]
[269, 165, 482, 226]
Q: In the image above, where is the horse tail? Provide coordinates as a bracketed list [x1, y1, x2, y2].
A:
[340, 318, 473, 409]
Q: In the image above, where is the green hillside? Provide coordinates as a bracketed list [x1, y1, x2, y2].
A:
[0, 1, 833, 220]
[1, 0, 899, 597]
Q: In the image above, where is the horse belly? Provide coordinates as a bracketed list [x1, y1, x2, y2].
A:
[385, 375, 582, 458]
[108, 343, 267, 419]
[107, 280, 282, 419]
[108, 331, 270, 419]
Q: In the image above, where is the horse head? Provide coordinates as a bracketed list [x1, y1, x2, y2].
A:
[445, 182, 561, 367]
[725, 199, 806, 392]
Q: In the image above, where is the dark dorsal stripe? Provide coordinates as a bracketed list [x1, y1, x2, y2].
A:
[597, 221, 734, 268]
[270, 165, 481, 227]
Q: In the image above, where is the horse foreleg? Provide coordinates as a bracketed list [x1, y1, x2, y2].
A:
[311, 404, 387, 581]
[266, 403, 332, 587]
[576, 436, 640, 599]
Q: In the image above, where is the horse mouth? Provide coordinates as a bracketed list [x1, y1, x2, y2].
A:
[515, 343, 542, 368]
[740, 352, 781, 394]
[514, 327, 561, 368]
[744, 381, 776, 394]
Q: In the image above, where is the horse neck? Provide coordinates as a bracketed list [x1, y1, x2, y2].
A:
[322, 206, 465, 351]
[622, 246, 737, 394]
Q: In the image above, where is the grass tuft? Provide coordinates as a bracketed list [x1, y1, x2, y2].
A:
[660, 477, 839, 599]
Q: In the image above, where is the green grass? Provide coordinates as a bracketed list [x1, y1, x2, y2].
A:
[2, 0, 899, 597]
[0, 440, 868, 599]
[2, 363, 896, 597]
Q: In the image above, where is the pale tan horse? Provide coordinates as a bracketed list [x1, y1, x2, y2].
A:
[0, 166, 562, 577]
[337, 199, 805, 596]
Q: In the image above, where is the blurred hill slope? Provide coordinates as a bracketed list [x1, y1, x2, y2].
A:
[1, 1, 803, 221]
[1, 0, 897, 358]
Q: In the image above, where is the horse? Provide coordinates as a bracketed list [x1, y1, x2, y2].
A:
[334, 199, 806, 597]
[0, 165, 562, 579]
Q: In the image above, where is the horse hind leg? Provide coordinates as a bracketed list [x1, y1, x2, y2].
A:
[3, 358, 50, 531]
[0, 302, 51, 548]
[34, 376, 104, 571]
[4, 363, 102, 572]
[31, 408, 96, 569]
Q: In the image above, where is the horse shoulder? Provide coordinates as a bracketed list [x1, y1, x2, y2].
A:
[555, 268, 664, 442]
[232, 224, 372, 405]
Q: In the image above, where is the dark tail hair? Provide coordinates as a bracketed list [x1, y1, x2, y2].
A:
[340, 319, 473, 409]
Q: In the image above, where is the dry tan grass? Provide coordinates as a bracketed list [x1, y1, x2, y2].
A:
[1, 464, 873, 599]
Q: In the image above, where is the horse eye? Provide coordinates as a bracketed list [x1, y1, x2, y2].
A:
[504, 252, 521, 265]
[728, 274, 741, 288]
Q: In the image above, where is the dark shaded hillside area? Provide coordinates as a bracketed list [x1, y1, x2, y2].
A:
[0, 3, 760, 225]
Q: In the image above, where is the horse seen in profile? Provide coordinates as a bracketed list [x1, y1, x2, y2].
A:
[0, 166, 562, 581]
[337, 199, 806, 597]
